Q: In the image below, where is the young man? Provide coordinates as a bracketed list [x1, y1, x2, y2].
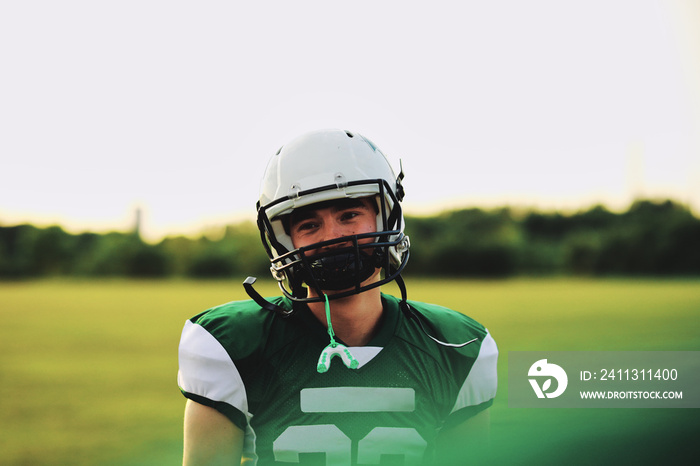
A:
[177, 129, 498, 465]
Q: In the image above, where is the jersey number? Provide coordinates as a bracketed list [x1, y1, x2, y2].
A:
[273, 425, 427, 465]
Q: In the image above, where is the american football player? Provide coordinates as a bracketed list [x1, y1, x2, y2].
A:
[178, 129, 498, 465]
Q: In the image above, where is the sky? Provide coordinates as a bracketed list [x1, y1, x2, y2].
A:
[1, 0, 699, 242]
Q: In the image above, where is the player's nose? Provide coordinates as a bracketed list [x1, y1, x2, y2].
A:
[319, 220, 351, 248]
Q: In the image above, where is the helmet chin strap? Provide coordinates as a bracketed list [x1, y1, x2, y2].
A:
[316, 294, 359, 373]
[395, 275, 479, 349]
[243, 276, 293, 316]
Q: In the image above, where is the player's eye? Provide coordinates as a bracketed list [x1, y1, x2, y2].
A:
[339, 211, 360, 222]
[295, 221, 319, 232]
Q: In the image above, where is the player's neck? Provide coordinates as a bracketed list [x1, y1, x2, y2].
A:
[307, 285, 383, 347]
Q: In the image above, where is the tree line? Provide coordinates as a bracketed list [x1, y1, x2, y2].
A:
[1, 199, 699, 279]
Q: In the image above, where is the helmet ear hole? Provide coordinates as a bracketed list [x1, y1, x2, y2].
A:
[279, 214, 291, 236]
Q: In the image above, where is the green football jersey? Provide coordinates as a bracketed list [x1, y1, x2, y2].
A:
[178, 294, 498, 466]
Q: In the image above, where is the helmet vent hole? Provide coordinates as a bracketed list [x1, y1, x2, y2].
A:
[345, 131, 354, 138]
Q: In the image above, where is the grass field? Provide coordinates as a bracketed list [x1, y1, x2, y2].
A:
[1, 278, 698, 465]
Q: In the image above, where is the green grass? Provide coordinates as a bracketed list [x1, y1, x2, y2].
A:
[1, 278, 698, 465]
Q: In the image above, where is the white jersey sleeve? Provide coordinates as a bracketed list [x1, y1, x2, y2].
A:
[449, 330, 498, 415]
[177, 320, 250, 420]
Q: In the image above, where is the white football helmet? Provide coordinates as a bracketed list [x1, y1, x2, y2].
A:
[256, 128, 410, 303]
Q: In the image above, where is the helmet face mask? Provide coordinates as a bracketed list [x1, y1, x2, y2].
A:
[256, 130, 410, 303]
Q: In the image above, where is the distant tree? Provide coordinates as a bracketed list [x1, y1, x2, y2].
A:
[159, 236, 200, 276]
[406, 208, 519, 277]
[124, 242, 170, 277]
[187, 250, 236, 278]
[77, 232, 139, 276]
[597, 200, 700, 275]
[32, 226, 74, 275]
[522, 212, 572, 240]
[1, 198, 697, 279]
[0, 225, 41, 277]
